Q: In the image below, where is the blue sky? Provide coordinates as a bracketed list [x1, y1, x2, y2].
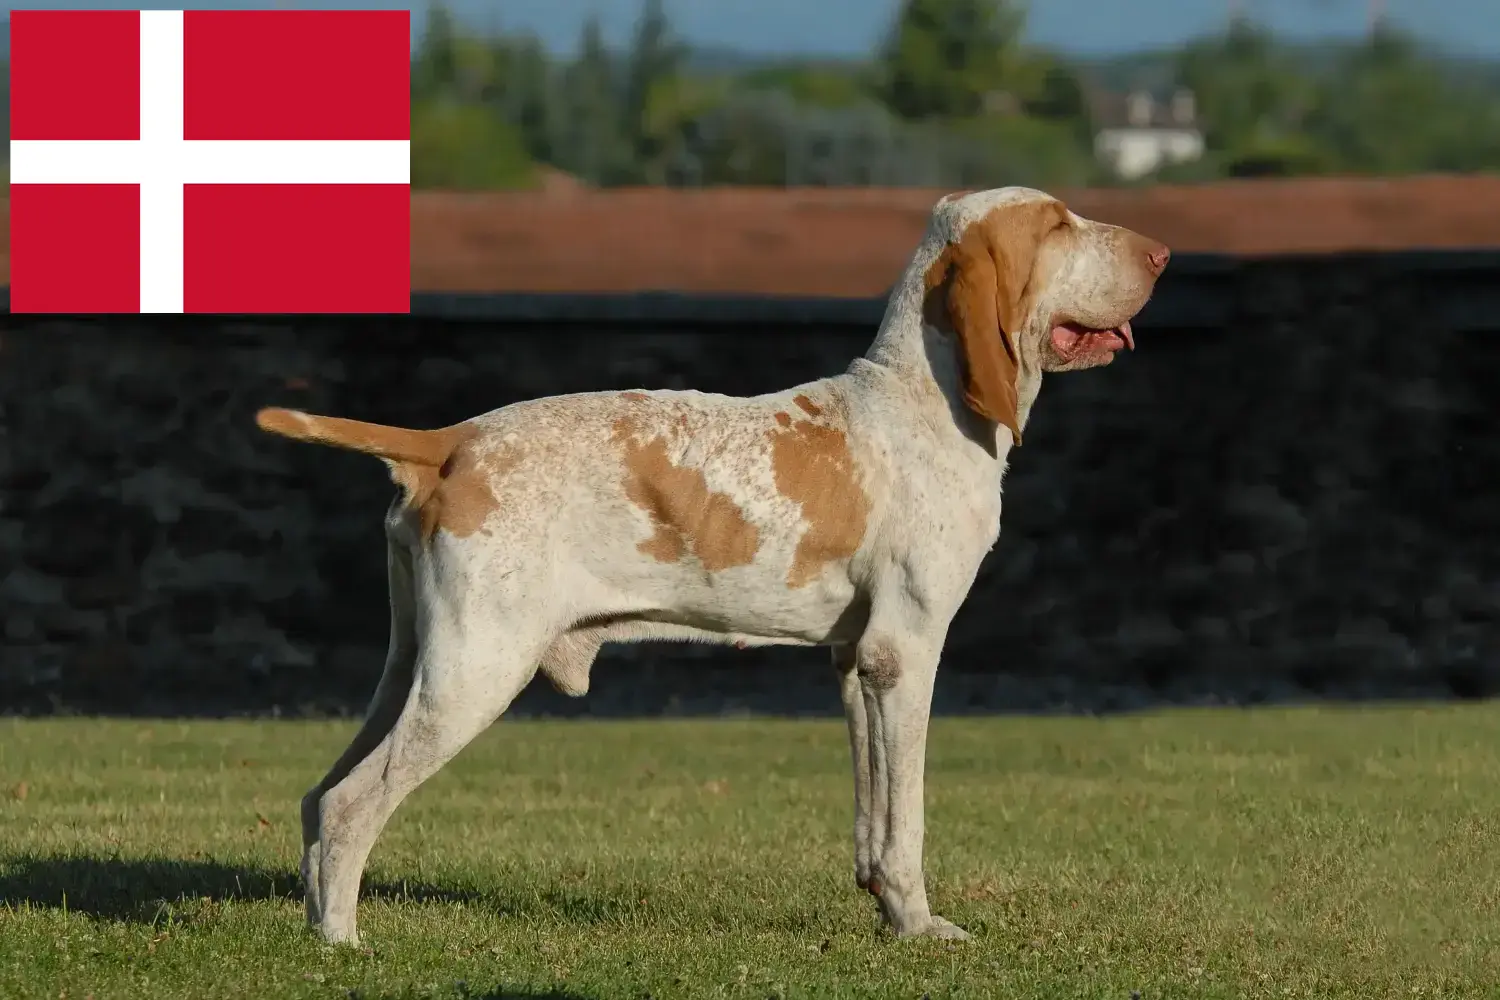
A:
[6, 1, 1498, 58]
[466, 0, 1500, 58]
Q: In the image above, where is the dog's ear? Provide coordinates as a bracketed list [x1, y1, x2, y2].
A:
[934, 201, 1068, 445]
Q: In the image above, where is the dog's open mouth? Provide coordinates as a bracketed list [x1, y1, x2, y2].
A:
[1049, 320, 1134, 360]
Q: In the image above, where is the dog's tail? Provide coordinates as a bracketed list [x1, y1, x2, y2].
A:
[258, 407, 486, 544]
[255, 407, 459, 468]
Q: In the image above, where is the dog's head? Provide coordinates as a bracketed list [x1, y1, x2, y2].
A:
[922, 187, 1170, 443]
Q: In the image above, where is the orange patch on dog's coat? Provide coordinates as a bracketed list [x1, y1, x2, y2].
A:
[417, 440, 519, 541]
[767, 410, 868, 588]
[612, 416, 760, 571]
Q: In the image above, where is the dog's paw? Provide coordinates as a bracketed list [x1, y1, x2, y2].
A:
[318, 924, 361, 947]
[896, 915, 971, 941]
[923, 916, 971, 941]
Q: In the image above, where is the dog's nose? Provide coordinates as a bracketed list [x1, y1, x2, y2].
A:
[1146, 243, 1171, 275]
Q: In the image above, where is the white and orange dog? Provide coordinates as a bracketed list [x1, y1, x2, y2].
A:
[257, 186, 1169, 945]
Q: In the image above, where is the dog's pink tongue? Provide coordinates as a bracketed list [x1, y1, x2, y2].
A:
[1050, 321, 1135, 358]
[1050, 324, 1084, 355]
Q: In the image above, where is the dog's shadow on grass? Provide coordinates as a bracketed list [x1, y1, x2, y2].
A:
[1, 856, 609, 997]
[0, 854, 294, 921]
[0, 853, 639, 931]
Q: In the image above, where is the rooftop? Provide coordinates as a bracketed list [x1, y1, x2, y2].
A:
[2, 174, 1497, 297]
[406, 175, 1500, 297]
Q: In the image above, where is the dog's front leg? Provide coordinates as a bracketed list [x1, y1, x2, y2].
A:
[833, 646, 876, 894]
[858, 634, 970, 941]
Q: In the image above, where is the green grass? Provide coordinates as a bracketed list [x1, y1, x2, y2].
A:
[4, 706, 1500, 998]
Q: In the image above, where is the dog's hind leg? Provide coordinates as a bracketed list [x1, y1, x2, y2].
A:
[313, 590, 547, 945]
[300, 535, 417, 930]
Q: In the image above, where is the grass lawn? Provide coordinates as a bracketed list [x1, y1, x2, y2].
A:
[3, 706, 1500, 998]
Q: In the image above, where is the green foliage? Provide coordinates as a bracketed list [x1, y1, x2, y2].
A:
[1222, 132, 1334, 179]
[1170, 19, 1500, 183]
[488, 34, 555, 162]
[1306, 28, 1500, 174]
[412, 3, 495, 105]
[877, 0, 1028, 120]
[683, 92, 948, 187]
[740, 62, 873, 110]
[403, 0, 1500, 191]
[410, 3, 546, 188]
[410, 3, 459, 101]
[930, 113, 1097, 188]
[410, 100, 534, 190]
[551, 16, 631, 184]
[1024, 55, 1089, 123]
[1175, 20, 1321, 164]
[620, 0, 687, 179]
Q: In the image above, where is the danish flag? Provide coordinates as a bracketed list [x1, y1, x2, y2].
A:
[9, 9, 411, 313]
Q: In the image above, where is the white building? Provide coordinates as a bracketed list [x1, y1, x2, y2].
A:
[1093, 88, 1206, 181]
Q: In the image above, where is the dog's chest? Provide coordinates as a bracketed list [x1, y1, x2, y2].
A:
[871, 437, 1005, 561]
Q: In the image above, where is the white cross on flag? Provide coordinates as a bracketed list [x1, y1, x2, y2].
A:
[9, 9, 411, 314]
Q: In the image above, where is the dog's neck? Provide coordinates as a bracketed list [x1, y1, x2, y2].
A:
[861, 254, 1044, 459]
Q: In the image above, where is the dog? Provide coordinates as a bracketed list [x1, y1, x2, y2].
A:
[256, 186, 1169, 944]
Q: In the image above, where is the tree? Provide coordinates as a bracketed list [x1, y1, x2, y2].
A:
[1305, 26, 1500, 174]
[1025, 58, 1087, 122]
[491, 34, 557, 164]
[637, 73, 732, 185]
[410, 101, 534, 189]
[877, 0, 1027, 120]
[680, 90, 950, 187]
[740, 61, 872, 110]
[621, 0, 686, 171]
[410, 4, 560, 185]
[411, 2, 460, 102]
[1174, 18, 1331, 176]
[1020, 52, 1092, 147]
[554, 16, 627, 184]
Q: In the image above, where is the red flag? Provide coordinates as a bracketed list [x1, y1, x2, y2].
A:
[9, 9, 411, 314]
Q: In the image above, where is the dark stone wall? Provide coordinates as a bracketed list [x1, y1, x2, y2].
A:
[3, 255, 1499, 717]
